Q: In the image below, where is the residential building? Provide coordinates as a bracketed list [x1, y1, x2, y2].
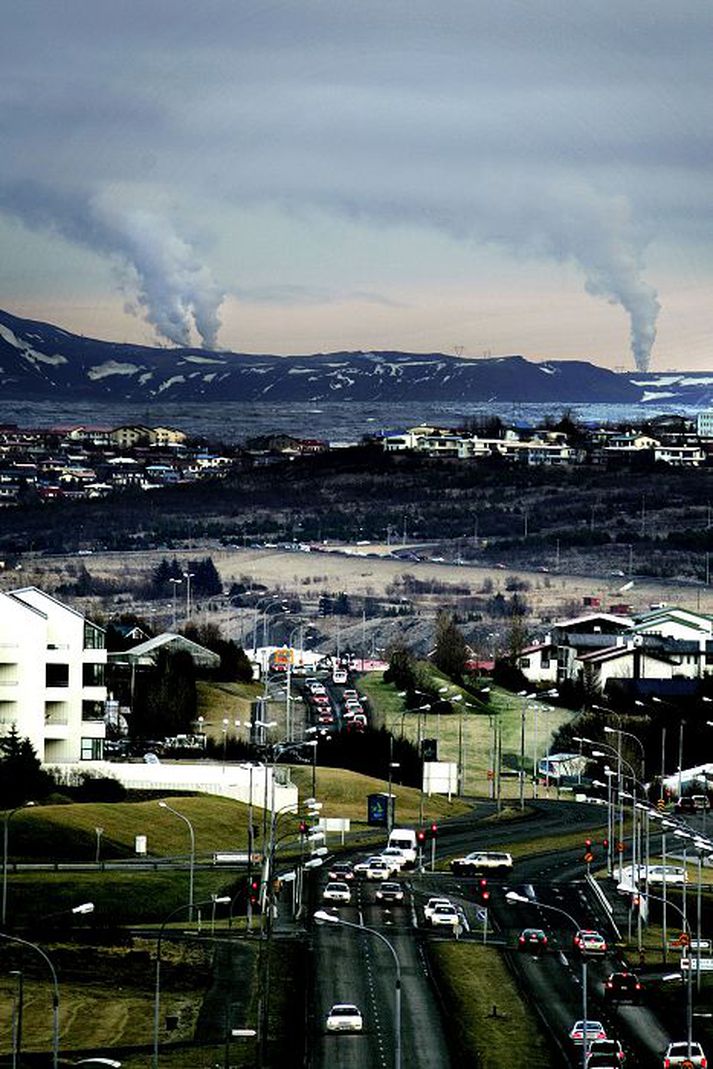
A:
[0, 587, 106, 763]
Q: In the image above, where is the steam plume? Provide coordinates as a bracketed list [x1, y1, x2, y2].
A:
[0, 181, 223, 349]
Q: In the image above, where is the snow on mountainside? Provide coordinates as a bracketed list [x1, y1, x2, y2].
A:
[0, 307, 696, 405]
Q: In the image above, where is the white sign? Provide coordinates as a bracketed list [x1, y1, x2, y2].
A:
[423, 761, 458, 796]
[318, 818, 351, 831]
[681, 958, 713, 972]
[135, 835, 147, 855]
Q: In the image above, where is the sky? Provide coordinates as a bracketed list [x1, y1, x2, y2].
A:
[1, 1, 711, 371]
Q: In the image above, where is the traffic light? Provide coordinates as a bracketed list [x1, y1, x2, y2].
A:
[479, 878, 490, 903]
[431, 823, 438, 837]
[299, 821, 308, 835]
[584, 838, 592, 850]
[417, 829, 426, 844]
[602, 839, 609, 851]
[245, 877, 260, 907]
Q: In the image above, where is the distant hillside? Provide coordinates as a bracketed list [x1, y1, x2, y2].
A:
[0, 307, 644, 403]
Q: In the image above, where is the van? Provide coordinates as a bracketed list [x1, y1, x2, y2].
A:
[332, 667, 348, 684]
[387, 828, 417, 866]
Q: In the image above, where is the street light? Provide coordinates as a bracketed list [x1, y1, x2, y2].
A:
[168, 576, 182, 628]
[643, 890, 695, 1060]
[0, 931, 60, 1069]
[2, 801, 36, 926]
[222, 718, 241, 773]
[182, 571, 195, 619]
[158, 801, 195, 920]
[506, 892, 590, 1069]
[314, 910, 401, 1069]
[603, 724, 646, 783]
[153, 897, 230, 1069]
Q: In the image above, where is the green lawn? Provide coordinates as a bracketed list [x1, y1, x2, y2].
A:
[359, 672, 576, 797]
[8, 794, 256, 861]
[429, 943, 553, 1068]
[288, 765, 470, 822]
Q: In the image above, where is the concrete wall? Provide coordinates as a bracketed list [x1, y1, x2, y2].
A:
[72, 759, 299, 811]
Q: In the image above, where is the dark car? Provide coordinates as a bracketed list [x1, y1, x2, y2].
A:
[585, 1057, 620, 1069]
[604, 971, 642, 1003]
[518, 927, 548, 952]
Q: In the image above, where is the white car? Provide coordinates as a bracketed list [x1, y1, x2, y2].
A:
[375, 881, 405, 904]
[323, 881, 352, 903]
[429, 904, 460, 928]
[620, 864, 688, 886]
[380, 847, 408, 872]
[662, 1041, 707, 1067]
[353, 855, 381, 877]
[365, 858, 391, 881]
[325, 1004, 363, 1033]
[569, 1020, 607, 1046]
[423, 896, 454, 922]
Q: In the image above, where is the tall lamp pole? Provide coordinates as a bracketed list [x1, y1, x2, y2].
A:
[158, 801, 195, 920]
[169, 577, 182, 628]
[2, 802, 35, 926]
[183, 571, 195, 620]
[506, 892, 590, 1069]
[0, 932, 60, 1069]
[315, 911, 401, 1069]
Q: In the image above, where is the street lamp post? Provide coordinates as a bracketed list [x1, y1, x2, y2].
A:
[644, 891, 695, 1060]
[153, 897, 230, 1069]
[387, 734, 400, 834]
[506, 892, 590, 1069]
[603, 724, 646, 783]
[168, 577, 182, 628]
[2, 802, 36, 926]
[183, 571, 195, 620]
[9, 969, 22, 1069]
[95, 826, 104, 864]
[315, 911, 401, 1069]
[0, 932, 60, 1069]
[158, 801, 195, 921]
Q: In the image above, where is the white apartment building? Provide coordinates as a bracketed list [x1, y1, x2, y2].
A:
[0, 587, 106, 764]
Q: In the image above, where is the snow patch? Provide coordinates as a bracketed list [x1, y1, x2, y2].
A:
[87, 360, 141, 381]
[157, 375, 186, 393]
[539, 365, 557, 375]
[0, 323, 68, 366]
[138, 371, 154, 385]
[641, 390, 679, 402]
[203, 373, 217, 383]
[181, 354, 226, 365]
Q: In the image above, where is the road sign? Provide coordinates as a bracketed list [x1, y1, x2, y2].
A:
[616, 841, 625, 853]
[583, 852, 594, 864]
[487, 769, 494, 781]
[657, 799, 666, 812]
[681, 957, 713, 972]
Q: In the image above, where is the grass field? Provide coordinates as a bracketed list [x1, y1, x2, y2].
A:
[429, 943, 553, 1068]
[3, 869, 241, 927]
[289, 766, 470, 822]
[195, 679, 262, 741]
[9, 794, 257, 861]
[360, 672, 576, 797]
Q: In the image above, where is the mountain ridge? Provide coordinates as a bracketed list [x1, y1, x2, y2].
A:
[0, 307, 705, 405]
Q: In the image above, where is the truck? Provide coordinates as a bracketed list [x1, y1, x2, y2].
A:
[387, 828, 417, 867]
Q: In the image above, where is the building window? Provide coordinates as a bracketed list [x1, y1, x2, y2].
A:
[541, 654, 550, 668]
[83, 663, 105, 687]
[46, 663, 69, 688]
[82, 700, 104, 721]
[520, 658, 531, 668]
[83, 622, 105, 650]
[81, 737, 104, 760]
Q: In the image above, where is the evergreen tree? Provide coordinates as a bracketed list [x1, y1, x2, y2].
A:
[432, 611, 468, 681]
[0, 727, 54, 807]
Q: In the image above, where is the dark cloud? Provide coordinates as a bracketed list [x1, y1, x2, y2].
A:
[0, 1, 710, 364]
